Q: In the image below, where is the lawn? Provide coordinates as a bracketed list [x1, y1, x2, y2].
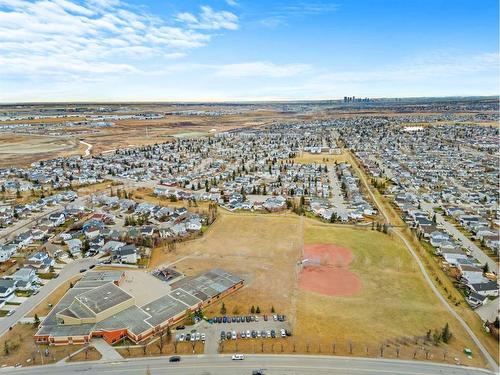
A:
[294, 221, 487, 367]
[0, 323, 93, 367]
[26, 275, 81, 318]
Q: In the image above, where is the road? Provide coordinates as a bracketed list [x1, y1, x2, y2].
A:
[345, 150, 499, 372]
[0, 257, 97, 337]
[420, 202, 497, 273]
[0, 354, 494, 375]
[79, 140, 93, 156]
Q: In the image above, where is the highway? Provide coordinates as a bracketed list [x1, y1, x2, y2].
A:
[0, 257, 97, 337]
[0, 354, 494, 375]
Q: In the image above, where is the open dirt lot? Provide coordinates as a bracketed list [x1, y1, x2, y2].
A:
[0, 134, 84, 167]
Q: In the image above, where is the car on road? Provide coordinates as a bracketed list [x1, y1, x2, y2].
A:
[89, 264, 96, 269]
[252, 370, 265, 375]
[176, 325, 185, 330]
[169, 356, 181, 362]
[231, 354, 245, 360]
[79, 268, 86, 273]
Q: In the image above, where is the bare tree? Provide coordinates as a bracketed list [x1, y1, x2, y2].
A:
[332, 342, 336, 354]
[348, 341, 353, 354]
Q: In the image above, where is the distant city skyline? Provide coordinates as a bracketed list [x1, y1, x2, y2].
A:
[0, 0, 498, 102]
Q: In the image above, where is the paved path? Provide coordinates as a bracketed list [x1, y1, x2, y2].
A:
[345, 149, 499, 372]
[0, 354, 493, 375]
[92, 338, 123, 360]
[79, 140, 93, 156]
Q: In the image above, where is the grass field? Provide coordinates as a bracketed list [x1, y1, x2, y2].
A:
[146, 208, 487, 367]
[293, 150, 349, 164]
[0, 323, 94, 367]
[294, 221, 485, 367]
[27, 275, 81, 318]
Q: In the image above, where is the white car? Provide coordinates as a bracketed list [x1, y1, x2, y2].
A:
[201, 333, 206, 342]
[179, 334, 185, 342]
[195, 332, 201, 341]
[231, 331, 237, 340]
[280, 329, 286, 337]
[232, 354, 245, 360]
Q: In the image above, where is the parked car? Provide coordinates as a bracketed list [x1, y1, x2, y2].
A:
[263, 315, 268, 321]
[232, 354, 245, 360]
[280, 329, 286, 337]
[176, 325, 185, 330]
[246, 330, 250, 338]
[185, 334, 191, 341]
[179, 334, 185, 342]
[231, 331, 237, 340]
[220, 331, 226, 340]
[271, 330, 276, 338]
[195, 332, 200, 341]
[201, 333, 206, 342]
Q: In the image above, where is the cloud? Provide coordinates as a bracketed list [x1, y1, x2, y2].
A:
[0, 0, 238, 78]
[176, 6, 238, 30]
[315, 52, 500, 83]
[259, 2, 338, 28]
[226, 0, 237, 6]
[212, 62, 310, 78]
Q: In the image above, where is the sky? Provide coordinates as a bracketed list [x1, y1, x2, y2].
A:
[0, 0, 498, 102]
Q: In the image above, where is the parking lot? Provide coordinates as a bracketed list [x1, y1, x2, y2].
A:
[175, 314, 291, 354]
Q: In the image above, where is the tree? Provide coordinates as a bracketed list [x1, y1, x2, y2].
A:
[432, 329, 441, 345]
[220, 303, 227, 315]
[482, 263, 489, 274]
[255, 306, 260, 314]
[271, 305, 275, 313]
[250, 305, 255, 314]
[34, 314, 40, 328]
[441, 323, 452, 343]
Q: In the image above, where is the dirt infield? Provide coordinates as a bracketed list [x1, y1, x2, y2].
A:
[299, 243, 362, 297]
